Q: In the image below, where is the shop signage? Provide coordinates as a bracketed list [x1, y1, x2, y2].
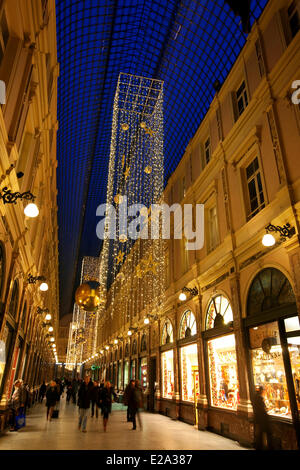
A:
[91, 365, 100, 370]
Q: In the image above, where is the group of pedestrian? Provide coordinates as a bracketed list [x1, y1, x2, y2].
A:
[77, 376, 116, 433]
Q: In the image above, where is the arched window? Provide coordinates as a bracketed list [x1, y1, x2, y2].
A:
[119, 346, 122, 359]
[125, 343, 129, 357]
[8, 280, 19, 319]
[205, 294, 233, 330]
[114, 349, 117, 361]
[141, 334, 147, 352]
[179, 310, 196, 339]
[132, 339, 137, 355]
[161, 319, 174, 345]
[247, 268, 295, 316]
[0, 243, 5, 297]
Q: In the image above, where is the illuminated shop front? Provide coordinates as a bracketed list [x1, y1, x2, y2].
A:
[161, 319, 175, 399]
[178, 311, 199, 403]
[118, 361, 122, 390]
[207, 334, 239, 409]
[180, 343, 199, 402]
[204, 294, 239, 410]
[161, 350, 174, 399]
[245, 268, 300, 443]
[124, 360, 129, 386]
[140, 357, 147, 390]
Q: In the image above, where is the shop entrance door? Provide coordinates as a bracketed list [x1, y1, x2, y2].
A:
[149, 356, 156, 411]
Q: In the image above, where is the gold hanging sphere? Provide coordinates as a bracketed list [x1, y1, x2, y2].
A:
[75, 283, 91, 306]
[121, 123, 129, 131]
[144, 165, 152, 174]
[140, 121, 146, 129]
[75, 284, 101, 312]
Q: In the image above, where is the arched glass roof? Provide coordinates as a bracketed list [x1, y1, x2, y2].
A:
[56, 0, 268, 318]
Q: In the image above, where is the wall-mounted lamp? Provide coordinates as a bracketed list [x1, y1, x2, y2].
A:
[144, 314, 158, 325]
[179, 286, 199, 301]
[0, 187, 39, 218]
[262, 222, 296, 247]
[128, 327, 138, 336]
[28, 274, 46, 284]
[45, 313, 52, 321]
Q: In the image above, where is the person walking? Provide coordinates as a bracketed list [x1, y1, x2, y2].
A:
[99, 381, 116, 432]
[77, 375, 93, 432]
[38, 381, 47, 403]
[9, 379, 26, 431]
[90, 381, 100, 418]
[252, 385, 272, 450]
[66, 381, 73, 403]
[128, 379, 143, 430]
[45, 381, 59, 421]
[123, 380, 135, 423]
[71, 378, 79, 404]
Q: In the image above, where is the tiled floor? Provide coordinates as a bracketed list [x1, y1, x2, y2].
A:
[0, 398, 248, 450]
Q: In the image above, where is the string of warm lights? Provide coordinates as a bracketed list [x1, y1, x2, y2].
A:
[98, 73, 166, 344]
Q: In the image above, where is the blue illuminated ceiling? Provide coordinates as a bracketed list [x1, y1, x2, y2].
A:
[56, 0, 268, 319]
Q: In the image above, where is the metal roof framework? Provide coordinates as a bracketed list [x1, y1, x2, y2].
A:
[56, 0, 268, 318]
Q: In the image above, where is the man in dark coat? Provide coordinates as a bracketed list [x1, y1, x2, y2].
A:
[252, 385, 272, 450]
[77, 375, 93, 432]
[128, 379, 143, 430]
[90, 381, 101, 418]
[123, 380, 135, 422]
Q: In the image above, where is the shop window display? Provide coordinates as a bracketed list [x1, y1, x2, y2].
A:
[208, 334, 239, 410]
[140, 357, 147, 390]
[180, 344, 199, 402]
[124, 360, 129, 386]
[250, 322, 291, 419]
[161, 350, 174, 399]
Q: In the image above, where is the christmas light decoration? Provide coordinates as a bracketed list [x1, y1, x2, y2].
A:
[98, 73, 166, 338]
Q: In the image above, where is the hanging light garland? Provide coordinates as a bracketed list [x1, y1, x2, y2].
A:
[99, 73, 166, 338]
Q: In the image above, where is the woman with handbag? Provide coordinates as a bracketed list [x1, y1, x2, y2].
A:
[99, 381, 116, 432]
[46, 381, 59, 421]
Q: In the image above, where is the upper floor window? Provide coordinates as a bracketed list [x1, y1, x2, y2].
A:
[245, 157, 265, 220]
[207, 205, 219, 253]
[236, 81, 248, 117]
[288, 1, 300, 38]
[204, 137, 211, 165]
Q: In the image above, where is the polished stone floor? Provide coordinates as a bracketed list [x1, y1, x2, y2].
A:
[0, 398, 248, 450]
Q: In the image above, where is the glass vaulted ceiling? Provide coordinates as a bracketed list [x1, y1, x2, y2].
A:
[56, 0, 268, 318]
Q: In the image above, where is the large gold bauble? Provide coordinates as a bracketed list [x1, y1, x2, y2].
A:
[75, 283, 91, 307]
[82, 289, 101, 312]
[75, 284, 101, 312]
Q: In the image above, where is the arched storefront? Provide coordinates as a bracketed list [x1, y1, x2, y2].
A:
[178, 310, 199, 404]
[160, 318, 174, 401]
[245, 267, 300, 449]
[202, 294, 239, 410]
